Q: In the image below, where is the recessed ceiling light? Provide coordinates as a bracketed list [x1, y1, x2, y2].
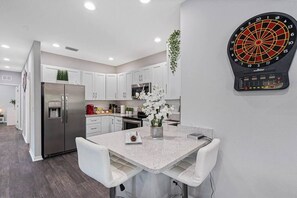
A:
[3, 58, 10, 61]
[84, 2, 96, 10]
[52, 43, 60, 48]
[140, 0, 151, 4]
[109, 57, 114, 61]
[154, 37, 161, 43]
[1, 44, 10, 49]
[4, 66, 10, 69]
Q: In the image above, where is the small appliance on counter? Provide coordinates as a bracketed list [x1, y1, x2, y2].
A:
[109, 104, 118, 113]
[120, 105, 126, 114]
[86, 104, 95, 115]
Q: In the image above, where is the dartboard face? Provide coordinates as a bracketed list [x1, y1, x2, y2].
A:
[229, 13, 297, 68]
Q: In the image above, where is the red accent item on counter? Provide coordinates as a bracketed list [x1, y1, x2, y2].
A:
[86, 104, 95, 115]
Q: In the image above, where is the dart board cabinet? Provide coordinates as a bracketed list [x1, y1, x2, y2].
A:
[227, 12, 297, 91]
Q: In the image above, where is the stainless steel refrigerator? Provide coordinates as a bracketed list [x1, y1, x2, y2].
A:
[41, 83, 86, 158]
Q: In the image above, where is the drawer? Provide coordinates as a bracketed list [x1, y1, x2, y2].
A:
[86, 117, 102, 125]
[115, 117, 123, 124]
[86, 124, 101, 134]
[86, 131, 102, 138]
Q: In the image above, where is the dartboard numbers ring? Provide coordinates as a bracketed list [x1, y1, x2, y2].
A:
[228, 13, 297, 68]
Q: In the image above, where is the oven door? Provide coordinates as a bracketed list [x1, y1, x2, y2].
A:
[123, 119, 142, 130]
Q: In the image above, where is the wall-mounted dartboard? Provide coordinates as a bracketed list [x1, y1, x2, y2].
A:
[227, 12, 297, 91]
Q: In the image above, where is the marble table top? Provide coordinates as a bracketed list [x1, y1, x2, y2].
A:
[88, 125, 211, 174]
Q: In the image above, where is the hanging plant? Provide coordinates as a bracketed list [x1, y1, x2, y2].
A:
[167, 30, 181, 74]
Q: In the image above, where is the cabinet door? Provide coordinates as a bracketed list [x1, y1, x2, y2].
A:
[68, 70, 81, 85]
[152, 64, 165, 90]
[115, 124, 123, 132]
[109, 117, 115, 132]
[106, 74, 117, 100]
[101, 116, 110, 133]
[82, 72, 94, 100]
[133, 70, 141, 84]
[94, 73, 105, 100]
[42, 65, 58, 83]
[143, 67, 152, 83]
[126, 72, 133, 100]
[117, 73, 126, 100]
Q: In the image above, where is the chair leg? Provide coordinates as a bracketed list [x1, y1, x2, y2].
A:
[182, 183, 188, 198]
[109, 187, 116, 198]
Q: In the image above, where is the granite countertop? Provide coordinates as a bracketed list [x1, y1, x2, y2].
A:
[88, 125, 211, 174]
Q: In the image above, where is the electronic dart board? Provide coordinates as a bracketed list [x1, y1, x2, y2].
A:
[227, 12, 297, 91]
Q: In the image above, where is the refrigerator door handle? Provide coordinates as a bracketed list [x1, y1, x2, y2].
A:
[65, 96, 68, 123]
[61, 95, 64, 123]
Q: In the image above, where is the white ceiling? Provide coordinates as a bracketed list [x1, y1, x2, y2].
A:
[0, 0, 183, 72]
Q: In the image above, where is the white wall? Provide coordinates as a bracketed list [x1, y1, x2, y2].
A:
[181, 1, 297, 198]
[41, 51, 116, 74]
[0, 70, 21, 85]
[0, 85, 16, 120]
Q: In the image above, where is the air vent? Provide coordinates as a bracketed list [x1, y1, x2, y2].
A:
[65, 46, 79, 52]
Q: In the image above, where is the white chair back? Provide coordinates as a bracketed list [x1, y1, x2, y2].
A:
[76, 137, 112, 187]
[195, 138, 220, 182]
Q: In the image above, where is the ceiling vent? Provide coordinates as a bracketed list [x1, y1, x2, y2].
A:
[65, 46, 79, 52]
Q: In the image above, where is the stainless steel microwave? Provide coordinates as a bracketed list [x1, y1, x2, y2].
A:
[132, 83, 151, 99]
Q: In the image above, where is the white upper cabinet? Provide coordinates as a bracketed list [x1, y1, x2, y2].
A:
[117, 72, 132, 100]
[42, 65, 81, 85]
[94, 73, 105, 100]
[126, 72, 133, 100]
[106, 74, 117, 100]
[82, 72, 94, 100]
[82, 72, 106, 100]
[133, 67, 152, 84]
[152, 63, 166, 91]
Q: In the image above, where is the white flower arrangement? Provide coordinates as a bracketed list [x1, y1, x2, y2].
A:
[139, 86, 174, 127]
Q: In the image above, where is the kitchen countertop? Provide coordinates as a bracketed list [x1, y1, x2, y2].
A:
[88, 125, 211, 174]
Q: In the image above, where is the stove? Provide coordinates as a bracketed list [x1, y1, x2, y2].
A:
[123, 112, 147, 130]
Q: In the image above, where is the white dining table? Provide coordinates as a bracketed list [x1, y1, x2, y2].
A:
[88, 125, 211, 198]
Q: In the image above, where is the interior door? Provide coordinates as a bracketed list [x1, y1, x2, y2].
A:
[42, 83, 65, 157]
[64, 84, 86, 151]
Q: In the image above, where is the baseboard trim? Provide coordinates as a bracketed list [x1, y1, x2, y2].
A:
[22, 133, 29, 144]
[29, 150, 43, 162]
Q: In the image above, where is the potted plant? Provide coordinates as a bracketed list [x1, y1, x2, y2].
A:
[57, 70, 69, 83]
[140, 86, 174, 139]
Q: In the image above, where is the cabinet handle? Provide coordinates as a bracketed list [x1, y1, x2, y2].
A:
[91, 127, 97, 130]
[166, 84, 168, 94]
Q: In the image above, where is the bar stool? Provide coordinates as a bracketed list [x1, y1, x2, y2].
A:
[163, 139, 220, 198]
[76, 137, 142, 198]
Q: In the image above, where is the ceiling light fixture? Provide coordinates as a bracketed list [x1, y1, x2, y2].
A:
[84, 2, 96, 10]
[109, 57, 114, 61]
[52, 43, 60, 48]
[3, 58, 10, 61]
[1, 44, 10, 49]
[4, 66, 10, 69]
[140, 0, 151, 4]
[154, 37, 161, 43]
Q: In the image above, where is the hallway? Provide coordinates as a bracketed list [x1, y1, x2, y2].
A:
[0, 124, 108, 198]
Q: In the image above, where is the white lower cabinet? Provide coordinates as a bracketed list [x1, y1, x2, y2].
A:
[86, 117, 102, 138]
[86, 116, 123, 137]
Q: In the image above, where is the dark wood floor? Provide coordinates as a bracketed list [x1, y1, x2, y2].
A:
[0, 124, 109, 198]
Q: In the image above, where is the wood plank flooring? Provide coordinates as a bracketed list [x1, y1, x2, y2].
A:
[0, 124, 109, 198]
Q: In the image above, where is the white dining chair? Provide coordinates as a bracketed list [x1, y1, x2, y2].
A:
[75, 137, 142, 198]
[163, 138, 220, 198]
